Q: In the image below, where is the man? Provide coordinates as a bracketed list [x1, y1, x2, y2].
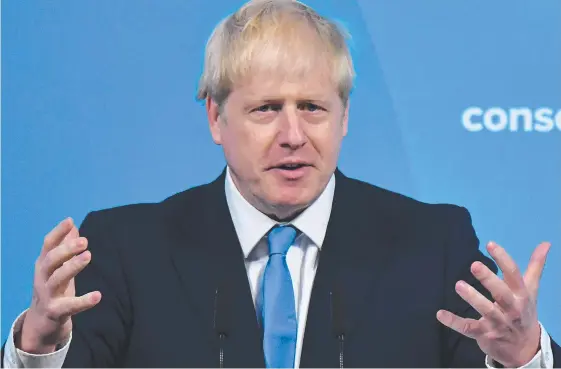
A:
[2, 0, 559, 367]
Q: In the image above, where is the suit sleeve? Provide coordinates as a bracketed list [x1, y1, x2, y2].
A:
[61, 211, 133, 367]
[440, 206, 500, 367]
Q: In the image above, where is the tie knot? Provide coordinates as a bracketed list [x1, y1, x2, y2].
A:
[267, 225, 297, 256]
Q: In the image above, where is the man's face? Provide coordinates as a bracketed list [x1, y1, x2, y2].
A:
[206, 67, 348, 218]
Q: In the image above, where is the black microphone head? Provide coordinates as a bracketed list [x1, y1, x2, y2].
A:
[330, 282, 346, 337]
[214, 284, 231, 336]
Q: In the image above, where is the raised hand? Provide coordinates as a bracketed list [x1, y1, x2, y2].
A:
[437, 241, 551, 367]
[18, 218, 102, 354]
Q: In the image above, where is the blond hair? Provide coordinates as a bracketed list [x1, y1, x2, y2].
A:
[196, 0, 355, 106]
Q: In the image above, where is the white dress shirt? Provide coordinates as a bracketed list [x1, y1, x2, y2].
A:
[3, 168, 554, 368]
[225, 167, 334, 368]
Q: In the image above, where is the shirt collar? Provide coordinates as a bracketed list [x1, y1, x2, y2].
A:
[224, 167, 335, 258]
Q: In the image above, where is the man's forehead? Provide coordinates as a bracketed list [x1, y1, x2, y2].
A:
[232, 73, 338, 101]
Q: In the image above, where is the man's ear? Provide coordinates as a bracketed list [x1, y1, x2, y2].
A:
[206, 97, 222, 145]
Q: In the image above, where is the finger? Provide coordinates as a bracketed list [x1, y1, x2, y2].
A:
[523, 242, 551, 297]
[53, 291, 102, 319]
[41, 218, 75, 256]
[436, 310, 484, 339]
[455, 280, 505, 325]
[487, 242, 526, 296]
[471, 261, 516, 311]
[62, 225, 79, 243]
[42, 237, 88, 277]
[47, 251, 91, 294]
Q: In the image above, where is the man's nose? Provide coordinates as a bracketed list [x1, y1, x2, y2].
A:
[278, 108, 307, 149]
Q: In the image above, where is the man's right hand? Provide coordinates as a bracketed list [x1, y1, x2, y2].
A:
[18, 218, 102, 354]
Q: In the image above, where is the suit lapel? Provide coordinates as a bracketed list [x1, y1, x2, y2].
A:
[300, 170, 401, 367]
[167, 169, 265, 367]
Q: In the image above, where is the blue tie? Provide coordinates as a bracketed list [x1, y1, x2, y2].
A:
[261, 225, 298, 368]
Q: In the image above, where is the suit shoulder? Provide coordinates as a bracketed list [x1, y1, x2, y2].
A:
[80, 180, 215, 229]
[341, 176, 480, 265]
[341, 175, 472, 224]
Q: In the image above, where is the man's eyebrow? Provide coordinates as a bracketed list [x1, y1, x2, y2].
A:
[243, 94, 331, 102]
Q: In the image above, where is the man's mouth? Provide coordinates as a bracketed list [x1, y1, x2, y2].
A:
[274, 163, 310, 171]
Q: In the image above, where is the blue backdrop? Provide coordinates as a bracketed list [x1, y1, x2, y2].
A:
[2, 0, 560, 343]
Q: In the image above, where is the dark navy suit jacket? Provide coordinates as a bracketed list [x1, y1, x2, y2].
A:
[3, 169, 560, 367]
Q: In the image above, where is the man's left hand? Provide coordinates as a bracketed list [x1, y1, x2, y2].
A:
[437, 241, 551, 367]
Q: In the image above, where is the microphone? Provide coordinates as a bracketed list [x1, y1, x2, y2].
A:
[214, 285, 230, 368]
[330, 283, 346, 369]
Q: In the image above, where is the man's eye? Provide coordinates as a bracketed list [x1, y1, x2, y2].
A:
[298, 103, 322, 112]
[254, 104, 281, 113]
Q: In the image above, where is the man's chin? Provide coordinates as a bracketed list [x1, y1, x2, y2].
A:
[265, 189, 315, 213]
